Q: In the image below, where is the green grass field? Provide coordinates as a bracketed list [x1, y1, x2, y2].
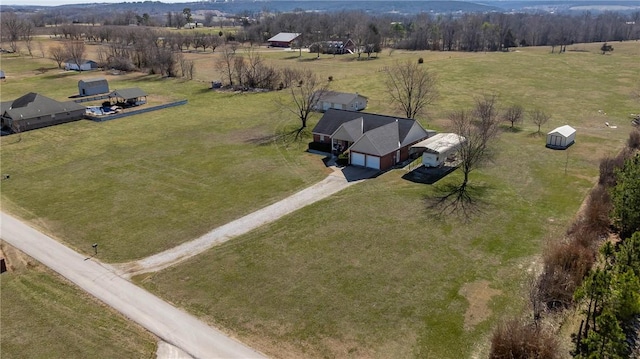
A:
[0, 242, 157, 358]
[1, 40, 639, 357]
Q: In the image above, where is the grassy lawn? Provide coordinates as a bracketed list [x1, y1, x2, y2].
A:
[135, 121, 603, 358]
[0, 241, 157, 358]
[1, 54, 329, 262]
[135, 43, 638, 358]
[1, 39, 639, 357]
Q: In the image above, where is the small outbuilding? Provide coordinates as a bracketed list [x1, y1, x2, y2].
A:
[78, 78, 109, 97]
[411, 133, 466, 167]
[546, 125, 576, 149]
[65, 59, 99, 71]
[0, 70, 5, 80]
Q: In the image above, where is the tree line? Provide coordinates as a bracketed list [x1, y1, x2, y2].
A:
[3, 9, 640, 57]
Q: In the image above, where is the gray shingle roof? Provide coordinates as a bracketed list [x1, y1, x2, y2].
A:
[109, 88, 147, 100]
[2, 92, 84, 120]
[313, 109, 430, 156]
[79, 77, 108, 85]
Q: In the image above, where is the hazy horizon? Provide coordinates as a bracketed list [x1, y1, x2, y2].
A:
[6, 0, 640, 9]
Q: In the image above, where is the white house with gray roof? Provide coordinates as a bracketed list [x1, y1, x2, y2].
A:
[313, 91, 367, 112]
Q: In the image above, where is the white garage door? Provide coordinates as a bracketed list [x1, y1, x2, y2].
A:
[365, 155, 380, 170]
[351, 152, 365, 166]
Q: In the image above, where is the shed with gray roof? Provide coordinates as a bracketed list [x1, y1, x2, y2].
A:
[311, 109, 434, 170]
[78, 78, 109, 97]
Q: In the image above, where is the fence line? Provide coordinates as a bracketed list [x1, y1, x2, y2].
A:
[85, 100, 188, 122]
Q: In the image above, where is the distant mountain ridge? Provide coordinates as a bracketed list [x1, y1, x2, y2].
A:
[3, 0, 640, 15]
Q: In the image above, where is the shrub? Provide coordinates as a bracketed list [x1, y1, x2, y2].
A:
[489, 318, 561, 359]
[582, 184, 612, 236]
[598, 152, 628, 187]
[538, 238, 595, 309]
[566, 221, 601, 250]
[628, 129, 640, 150]
[418, 57, 424, 64]
[328, 75, 333, 82]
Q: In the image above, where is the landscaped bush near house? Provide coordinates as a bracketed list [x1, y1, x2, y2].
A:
[489, 318, 560, 359]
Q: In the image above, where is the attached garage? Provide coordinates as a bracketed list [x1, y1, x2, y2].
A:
[365, 155, 380, 170]
[351, 152, 365, 166]
[546, 125, 576, 149]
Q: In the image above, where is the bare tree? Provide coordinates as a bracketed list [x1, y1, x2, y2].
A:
[49, 44, 66, 68]
[531, 109, 551, 134]
[2, 11, 23, 53]
[285, 68, 329, 134]
[215, 45, 235, 86]
[444, 95, 501, 206]
[384, 60, 438, 119]
[178, 53, 195, 80]
[22, 20, 35, 57]
[503, 104, 524, 129]
[66, 40, 86, 70]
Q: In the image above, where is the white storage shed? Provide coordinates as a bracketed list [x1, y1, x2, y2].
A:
[546, 125, 576, 149]
[411, 133, 466, 167]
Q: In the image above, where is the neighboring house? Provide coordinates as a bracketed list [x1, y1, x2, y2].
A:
[546, 125, 576, 149]
[78, 78, 109, 97]
[319, 39, 356, 54]
[109, 88, 147, 106]
[65, 59, 99, 71]
[311, 109, 433, 170]
[411, 133, 466, 167]
[0, 92, 85, 133]
[313, 91, 368, 112]
[267, 32, 301, 48]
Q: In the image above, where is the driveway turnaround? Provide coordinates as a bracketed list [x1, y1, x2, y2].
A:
[117, 168, 366, 278]
[1, 212, 266, 359]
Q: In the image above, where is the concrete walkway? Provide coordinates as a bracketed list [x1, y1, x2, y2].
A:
[1, 212, 266, 359]
[116, 166, 373, 278]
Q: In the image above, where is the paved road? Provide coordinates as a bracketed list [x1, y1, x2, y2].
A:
[117, 168, 368, 277]
[0, 212, 266, 359]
